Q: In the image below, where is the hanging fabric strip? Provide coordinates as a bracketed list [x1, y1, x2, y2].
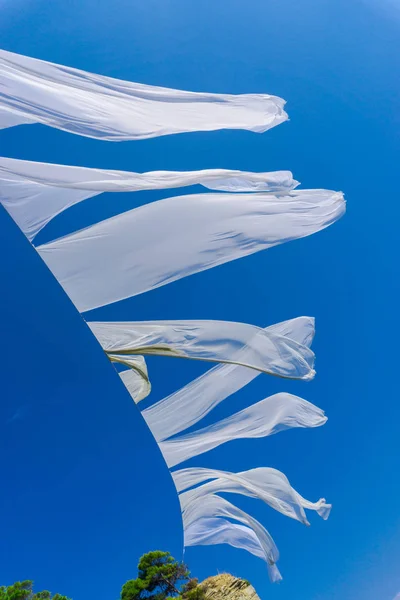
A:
[141, 317, 315, 442]
[184, 517, 266, 561]
[174, 467, 331, 525]
[116, 355, 151, 403]
[181, 493, 282, 582]
[0, 157, 298, 241]
[159, 393, 326, 468]
[0, 49, 288, 141]
[37, 189, 345, 312]
[88, 319, 316, 381]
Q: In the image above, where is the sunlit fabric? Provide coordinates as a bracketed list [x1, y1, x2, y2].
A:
[0, 157, 298, 241]
[159, 393, 326, 468]
[0, 48, 344, 577]
[174, 467, 331, 525]
[141, 317, 315, 441]
[117, 356, 151, 403]
[184, 517, 266, 561]
[89, 319, 316, 380]
[181, 493, 282, 582]
[37, 189, 345, 312]
[0, 49, 288, 141]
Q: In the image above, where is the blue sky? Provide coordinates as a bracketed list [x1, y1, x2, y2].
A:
[1, 1, 399, 599]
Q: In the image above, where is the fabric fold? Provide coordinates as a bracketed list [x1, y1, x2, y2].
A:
[159, 393, 327, 468]
[0, 157, 298, 241]
[174, 467, 331, 525]
[141, 317, 315, 442]
[37, 189, 346, 312]
[116, 356, 151, 403]
[0, 49, 288, 141]
[89, 319, 316, 381]
[181, 493, 282, 582]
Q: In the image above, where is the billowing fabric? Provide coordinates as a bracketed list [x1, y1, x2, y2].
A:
[159, 393, 327, 468]
[182, 493, 282, 582]
[184, 517, 266, 561]
[0, 157, 298, 241]
[174, 467, 331, 525]
[0, 49, 288, 141]
[117, 356, 151, 403]
[142, 317, 315, 442]
[37, 189, 346, 312]
[88, 319, 316, 381]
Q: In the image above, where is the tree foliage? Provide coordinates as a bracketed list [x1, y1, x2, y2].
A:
[1, 552, 207, 600]
[121, 551, 192, 600]
[0, 581, 70, 600]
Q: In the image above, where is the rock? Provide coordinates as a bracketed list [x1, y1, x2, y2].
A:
[200, 574, 260, 600]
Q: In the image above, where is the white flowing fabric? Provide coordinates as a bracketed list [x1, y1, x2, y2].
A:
[174, 467, 331, 525]
[184, 517, 266, 561]
[182, 493, 282, 582]
[88, 319, 316, 381]
[0, 50, 288, 141]
[0, 157, 298, 241]
[117, 356, 151, 403]
[37, 189, 345, 312]
[159, 393, 327, 468]
[142, 317, 315, 442]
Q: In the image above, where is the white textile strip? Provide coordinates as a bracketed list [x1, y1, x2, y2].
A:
[141, 317, 315, 442]
[174, 467, 331, 525]
[0, 157, 298, 241]
[184, 517, 266, 562]
[88, 319, 316, 381]
[37, 189, 346, 312]
[0, 49, 288, 140]
[115, 355, 151, 403]
[160, 393, 327, 468]
[182, 493, 282, 582]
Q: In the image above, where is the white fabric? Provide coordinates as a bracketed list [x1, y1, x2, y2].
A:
[174, 467, 331, 525]
[0, 49, 288, 141]
[184, 517, 266, 561]
[160, 393, 327, 468]
[116, 356, 151, 403]
[88, 319, 316, 381]
[0, 157, 298, 241]
[182, 493, 282, 582]
[37, 189, 345, 312]
[142, 317, 315, 442]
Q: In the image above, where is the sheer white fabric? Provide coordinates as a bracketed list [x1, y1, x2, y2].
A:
[0, 157, 298, 241]
[142, 317, 315, 442]
[88, 319, 316, 381]
[159, 393, 326, 468]
[184, 517, 266, 561]
[37, 189, 345, 312]
[182, 493, 282, 582]
[174, 467, 331, 525]
[117, 356, 151, 403]
[0, 49, 288, 141]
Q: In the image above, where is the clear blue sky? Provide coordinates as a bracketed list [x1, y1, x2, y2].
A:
[1, 1, 399, 599]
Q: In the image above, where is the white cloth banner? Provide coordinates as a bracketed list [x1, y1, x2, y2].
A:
[141, 317, 315, 442]
[117, 356, 151, 403]
[0, 49, 288, 141]
[174, 467, 331, 525]
[184, 517, 266, 562]
[37, 189, 345, 312]
[88, 319, 316, 381]
[160, 393, 326, 468]
[182, 493, 282, 582]
[0, 157, 297, 241]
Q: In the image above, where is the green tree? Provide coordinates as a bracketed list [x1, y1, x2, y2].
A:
[121, 551, 190, 600]
[0, 582, 69, 600]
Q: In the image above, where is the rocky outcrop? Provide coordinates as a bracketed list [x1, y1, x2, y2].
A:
[200, 574, 260, 600]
